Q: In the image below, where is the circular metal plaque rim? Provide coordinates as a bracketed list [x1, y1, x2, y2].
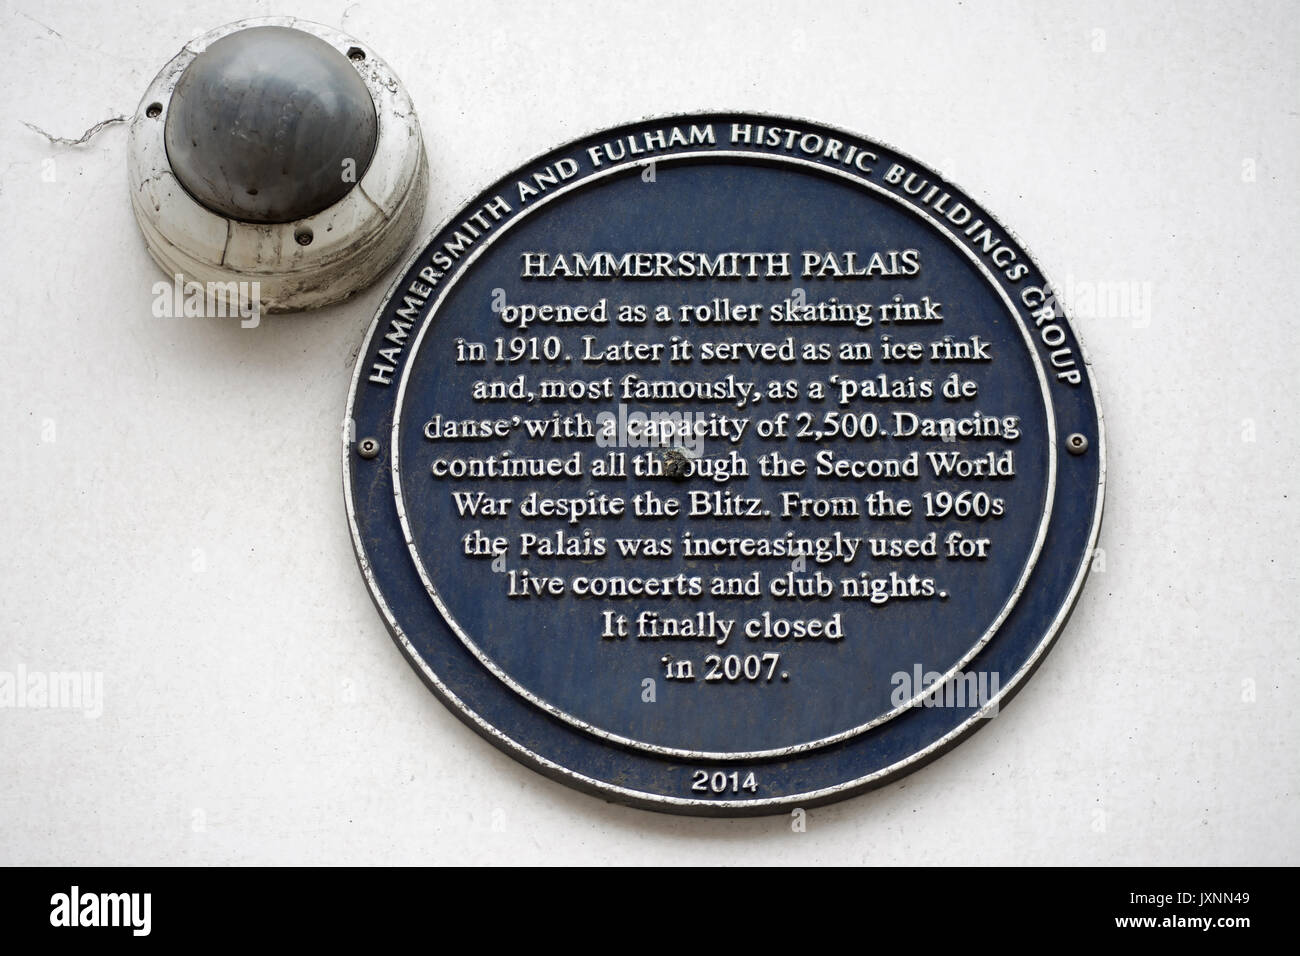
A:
[343, 112, 1107, 814]
[387, 151, 1059, 760]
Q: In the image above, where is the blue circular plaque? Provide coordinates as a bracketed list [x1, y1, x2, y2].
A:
[344, 114, 1105, 815]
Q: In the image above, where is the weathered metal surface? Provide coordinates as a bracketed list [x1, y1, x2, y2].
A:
[164, 26, 378, 224]
[344, 113, 1105, 815]
[128, 17, 426, 312]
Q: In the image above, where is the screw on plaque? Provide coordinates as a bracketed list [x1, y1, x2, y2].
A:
[1067, 433, 1089, 455]
[357, 437, 381, 459]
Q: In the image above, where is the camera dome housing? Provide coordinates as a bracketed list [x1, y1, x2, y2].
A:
[129, 18, 427, 312]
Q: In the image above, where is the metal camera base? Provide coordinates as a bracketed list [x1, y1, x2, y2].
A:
[127, 17, 428, 313]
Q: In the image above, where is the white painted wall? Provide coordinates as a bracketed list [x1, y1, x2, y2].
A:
[1, 0, 1295, 865]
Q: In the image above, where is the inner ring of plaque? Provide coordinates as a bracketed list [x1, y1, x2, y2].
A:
[391, 153, 1057, 759]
